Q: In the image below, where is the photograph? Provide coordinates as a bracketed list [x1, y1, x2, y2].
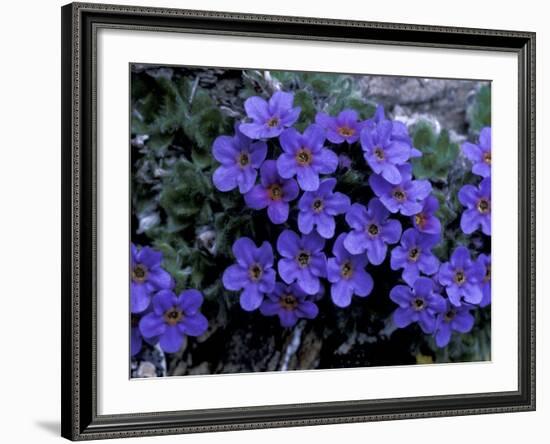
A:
[129, 65, 492, 378]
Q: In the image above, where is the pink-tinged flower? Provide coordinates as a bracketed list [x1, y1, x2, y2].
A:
[297, 178, 351, 239]
[390, 228, 440, 286]
[239, 91, 301, 139]
[343, 198, 402, 265]
[277, 230, 327, 295]
[212, 126, 267, 193]
[390, 277, 446, 334]
[462, 127, 491, 178]
[438, 246, 484, 306]
[131, 244, 173, 314]
[260, 282, 319, 327]
[434, 300, 475, 347]
[244, 160, 299, 224]
[458, 177, 491, 236]
[315, 109, 364, 144]
[277, 124, 338, 191]
[222, 237, 276, 311]
[139, 289, 208, 354]
[476, 253, 491, 307]
[360, 120, 412, 184]
[412, 195, 442, 235]
[369, 164, 432, 216]
[327, 233, 374, 308]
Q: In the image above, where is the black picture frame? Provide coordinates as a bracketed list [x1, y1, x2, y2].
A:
[61, 2, 536, 440]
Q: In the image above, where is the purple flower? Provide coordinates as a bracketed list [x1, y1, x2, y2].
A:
[277, 230, 326, 295]
[259, 282, 319, 327]
[390, 228, 440, 286]
[327, 233, 374, 307]
[369, 164, 432, 215]
[244, 160, 299, 224]
[131, 314, 143, 356]
[367, 105, 421, 157]
[458, 177, 491, 235]
[239, 91, 301, 139]
[412, 195, 442, 235]
[462, 127, 491, 178]
[131, 244, 173, 314]
[139, 289, 208, 354]
[338, 154, 352, 170]
[360, 120, 412, 184]
[343, 198, 402, 265]
[297, 178, 351, 239]
[212, 126, 267, 193]
[389, 277, 446, 334]
[438, 246, 484, 306]
[476, 253, 491, 307]
[434, 300, 475, 348]
[277, 124, 338, 191]
[315, 109, 364, 144]
[222, 237, 276, 311]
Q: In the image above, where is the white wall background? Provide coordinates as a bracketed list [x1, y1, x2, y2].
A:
[0, 0, 545, 442]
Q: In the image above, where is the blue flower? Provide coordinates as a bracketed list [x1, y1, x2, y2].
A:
[222, 237, 276, 311]
[411, 195, 442, 235]
[297, 178, 351, 239]
[277, 230, 327, 295]
[131, 244, 173, 314]
[390, 228, 440, 286]
[139, 289, 208, 354]
[438, 246, 484, 306]
[277, 124, 338, 191]
[434, 300, 475, 347]
[369, 164, 432, 215]
[244, 160, 299, 224]
[360, 120, 412, 184]
[390, 277, 446, 334]
[239, 91, 301, 139]
[458, 177, 491, 236]
[476, 253, 491, 307]
[327, 233, 374, 307]
[462, 127, 491, 178]
[315, 109, 364, 144]
[212, 126, 267, 193]
[260, 282, 319, 327]
[343, 198, 402, 265]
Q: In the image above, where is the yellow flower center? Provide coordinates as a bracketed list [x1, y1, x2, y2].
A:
[367, 223, 379, 236]
[312, 198, 324, 213]
[477, 198, 490, 214]
[238, 152, 250, 167]
[297, 251, 311, 267]
[296, 148, 313, 166]
[248, 264, 263, 281]
[338, 126, 355, 137]
[132, 264, 148, 283]
[374, 147, 385, 160]
[340, 261, 353, 278]
[268, 184, 283, 201]
[408, 247, 421, 261]
[393, 188, 406, 202]
[483, 151, 491, 165]
[280, 293, 298, 310]
[454, 270, 466, 285]
[164, 307, 183, 326]
[267, 117, 280, 128]
[412, 298, 425, 311]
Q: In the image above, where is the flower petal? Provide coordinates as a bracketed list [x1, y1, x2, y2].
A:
[159, 325, 185, 354]
[239, 284, 264, 311]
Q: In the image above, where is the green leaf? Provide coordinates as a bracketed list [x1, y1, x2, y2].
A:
[468, 85, 491, 132]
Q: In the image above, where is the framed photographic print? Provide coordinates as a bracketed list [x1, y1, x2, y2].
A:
[61, 2, 536, 440]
